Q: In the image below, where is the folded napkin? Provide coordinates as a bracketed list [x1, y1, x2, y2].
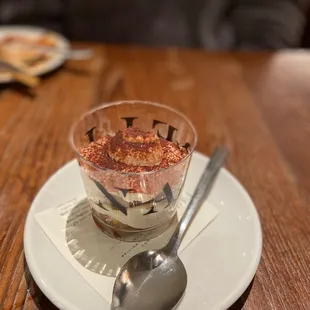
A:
[35, 190, 218, 304]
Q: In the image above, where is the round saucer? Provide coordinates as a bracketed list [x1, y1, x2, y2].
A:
[24, 151, 262, 310]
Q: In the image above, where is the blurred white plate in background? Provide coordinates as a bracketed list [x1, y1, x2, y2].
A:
[0, 25, 69, 83]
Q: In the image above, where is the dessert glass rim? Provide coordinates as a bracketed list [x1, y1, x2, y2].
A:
[69, 100, 198, 176]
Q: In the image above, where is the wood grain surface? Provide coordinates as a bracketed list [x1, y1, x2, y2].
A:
[0, 44, 310, 310]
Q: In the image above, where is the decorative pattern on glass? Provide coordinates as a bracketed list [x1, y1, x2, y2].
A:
[82, 116, 189, 228]
[91, 176, 175, 217]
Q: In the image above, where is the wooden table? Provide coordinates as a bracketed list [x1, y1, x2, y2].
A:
[0, 44, 310, 310]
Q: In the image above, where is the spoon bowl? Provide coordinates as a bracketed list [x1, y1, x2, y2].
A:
[112, 249, 187, 310]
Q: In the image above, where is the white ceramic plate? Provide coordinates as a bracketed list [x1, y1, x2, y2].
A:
[0, 25, 69, 83]
[24, 152, 262, 310]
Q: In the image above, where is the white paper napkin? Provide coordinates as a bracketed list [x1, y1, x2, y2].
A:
[35, 191, 218, 304]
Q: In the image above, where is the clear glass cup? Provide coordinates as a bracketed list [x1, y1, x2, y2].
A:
[69, 101, 197, 241]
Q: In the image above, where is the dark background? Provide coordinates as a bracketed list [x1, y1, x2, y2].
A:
[1, 0, 310, 48]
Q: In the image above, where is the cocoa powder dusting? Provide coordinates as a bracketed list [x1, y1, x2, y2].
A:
[79, 127, 188, 173]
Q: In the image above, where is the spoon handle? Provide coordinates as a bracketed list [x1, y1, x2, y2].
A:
[165, 147, 229, 255]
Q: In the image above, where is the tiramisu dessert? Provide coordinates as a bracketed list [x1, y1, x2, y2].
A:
[79, 127, 190, 239]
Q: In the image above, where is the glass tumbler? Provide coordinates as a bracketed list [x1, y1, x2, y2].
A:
[69, 101, 197, 241]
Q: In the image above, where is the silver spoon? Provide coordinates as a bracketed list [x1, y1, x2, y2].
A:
[10, 41, 94, 60]
[111, 147, 229, 310]
[37, 46, 94, 60]
[47, 47, 94, 60]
